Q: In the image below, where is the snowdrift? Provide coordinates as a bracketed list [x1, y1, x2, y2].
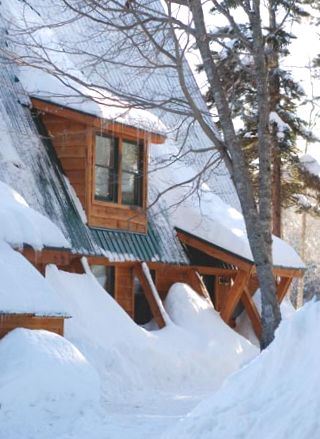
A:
[0, 241, 66, 314]
[0, 181, 69, 249]
[0, 328, 100, 437]
[165, 283, 257, 376]
[164, 301, 320, 439]
[46, 266, 257, 402]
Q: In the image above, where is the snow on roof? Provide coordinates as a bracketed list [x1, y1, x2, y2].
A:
[153, 155, 305, 270]
[0, 241, 67, 315]
[1, 0, 240, 212]
[18, 67, 168, 135]
[0, 0, 304, 270]
[0, 181, 69, 250]
[300, 154, 320, 179]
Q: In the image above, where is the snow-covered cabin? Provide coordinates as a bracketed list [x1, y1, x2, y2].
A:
[0, 0, 304, 340]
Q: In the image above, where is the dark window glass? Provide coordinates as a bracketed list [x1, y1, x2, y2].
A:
[95, 135, 118, 202]
[90, 265, 115, 297]
[121, 140, 143, 206]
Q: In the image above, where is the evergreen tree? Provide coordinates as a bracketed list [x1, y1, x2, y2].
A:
[201, 0, 316, 236]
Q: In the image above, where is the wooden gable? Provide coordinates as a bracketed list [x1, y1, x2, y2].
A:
[32, 98, 165, 233]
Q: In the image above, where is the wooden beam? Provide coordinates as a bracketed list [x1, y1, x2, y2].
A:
[220, 270, 250, 323]
[272, 267, 304, 278]
[191, 265, 238, 276]
[276, 277, 293, 303]
[22, 247, 75, 267]
[176, 230, 253, 271]
[187, 269, 210, 298]
[32, 97, 166, 145]
[133, 263, 166, 329]
[241, 288, 262, 339]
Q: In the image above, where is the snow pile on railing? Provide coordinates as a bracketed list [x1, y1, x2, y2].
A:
[164, 300, 320, 439]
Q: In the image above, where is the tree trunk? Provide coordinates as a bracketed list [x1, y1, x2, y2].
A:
[189, 0, 281, 348]
[269, 2, 282, 237]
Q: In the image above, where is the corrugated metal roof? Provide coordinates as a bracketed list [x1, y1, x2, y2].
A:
[90, 219, 189, 264]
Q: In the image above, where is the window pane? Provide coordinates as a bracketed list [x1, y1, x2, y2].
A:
[121, 172, 135, 205]
[96, 135, 114, 167]
[122, 172, 142, 206]
[122, 140, 140, 173]
[95, 167, 117, 201]
[95, 134, 118, 202]
[95, 166, 110, 198]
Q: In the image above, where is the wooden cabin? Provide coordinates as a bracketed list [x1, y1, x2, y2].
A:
[0, 20, 304, 341]
[10, 97, 302, 341]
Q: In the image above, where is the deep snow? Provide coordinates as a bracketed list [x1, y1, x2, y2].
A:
[46, 266, 257, 402]
[164, 301, 320, 439]
[0, 265, 258, 439]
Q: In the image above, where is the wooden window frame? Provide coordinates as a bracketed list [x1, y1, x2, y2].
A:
[92, 131, 147, 210]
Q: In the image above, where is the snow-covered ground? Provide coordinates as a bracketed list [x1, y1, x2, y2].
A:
[0, 261, 257, 439]
[0, 183, 314, 439]
[164, 300, 320, 439]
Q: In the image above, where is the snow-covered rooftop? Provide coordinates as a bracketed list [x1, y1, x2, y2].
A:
[0, 0, 304, 269]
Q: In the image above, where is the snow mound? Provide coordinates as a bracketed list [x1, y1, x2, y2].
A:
[0, 181, 69, 249]
[0, 241, 66, 315]
[0, 329, 100, 437]
[164, 301, 320, 439]
[46, 267, 257, 403]
[165, 283, 257, 369]
[236, 289, 296, 346]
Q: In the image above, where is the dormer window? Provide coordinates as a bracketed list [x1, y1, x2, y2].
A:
[94, 134, 144, 207]
[31, 98, 166, 233]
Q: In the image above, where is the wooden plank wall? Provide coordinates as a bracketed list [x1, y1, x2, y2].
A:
[114, 266, 134, 318]
[154, 265, 198, 300]
[0, 314, 65, 339]
[42, 113, 88, 209]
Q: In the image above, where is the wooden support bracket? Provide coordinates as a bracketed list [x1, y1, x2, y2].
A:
[276, 277, 293, 303]
[133, 263, 166, 329]
[220, 270, 250, 324]
[241, 288, 262, 339]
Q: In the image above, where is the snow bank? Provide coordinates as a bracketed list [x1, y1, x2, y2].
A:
[46, 267, 257, 403]
[0, 181, 69, 249]
[236, 289, 296, 345]
[164, 300, 320, 439]
[0, 241, 66, 315]
[0, 328, 100, 437]
[165, 283, 257, 376]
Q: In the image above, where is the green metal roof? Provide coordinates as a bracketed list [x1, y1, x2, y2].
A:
[90, 218, 189, 264]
